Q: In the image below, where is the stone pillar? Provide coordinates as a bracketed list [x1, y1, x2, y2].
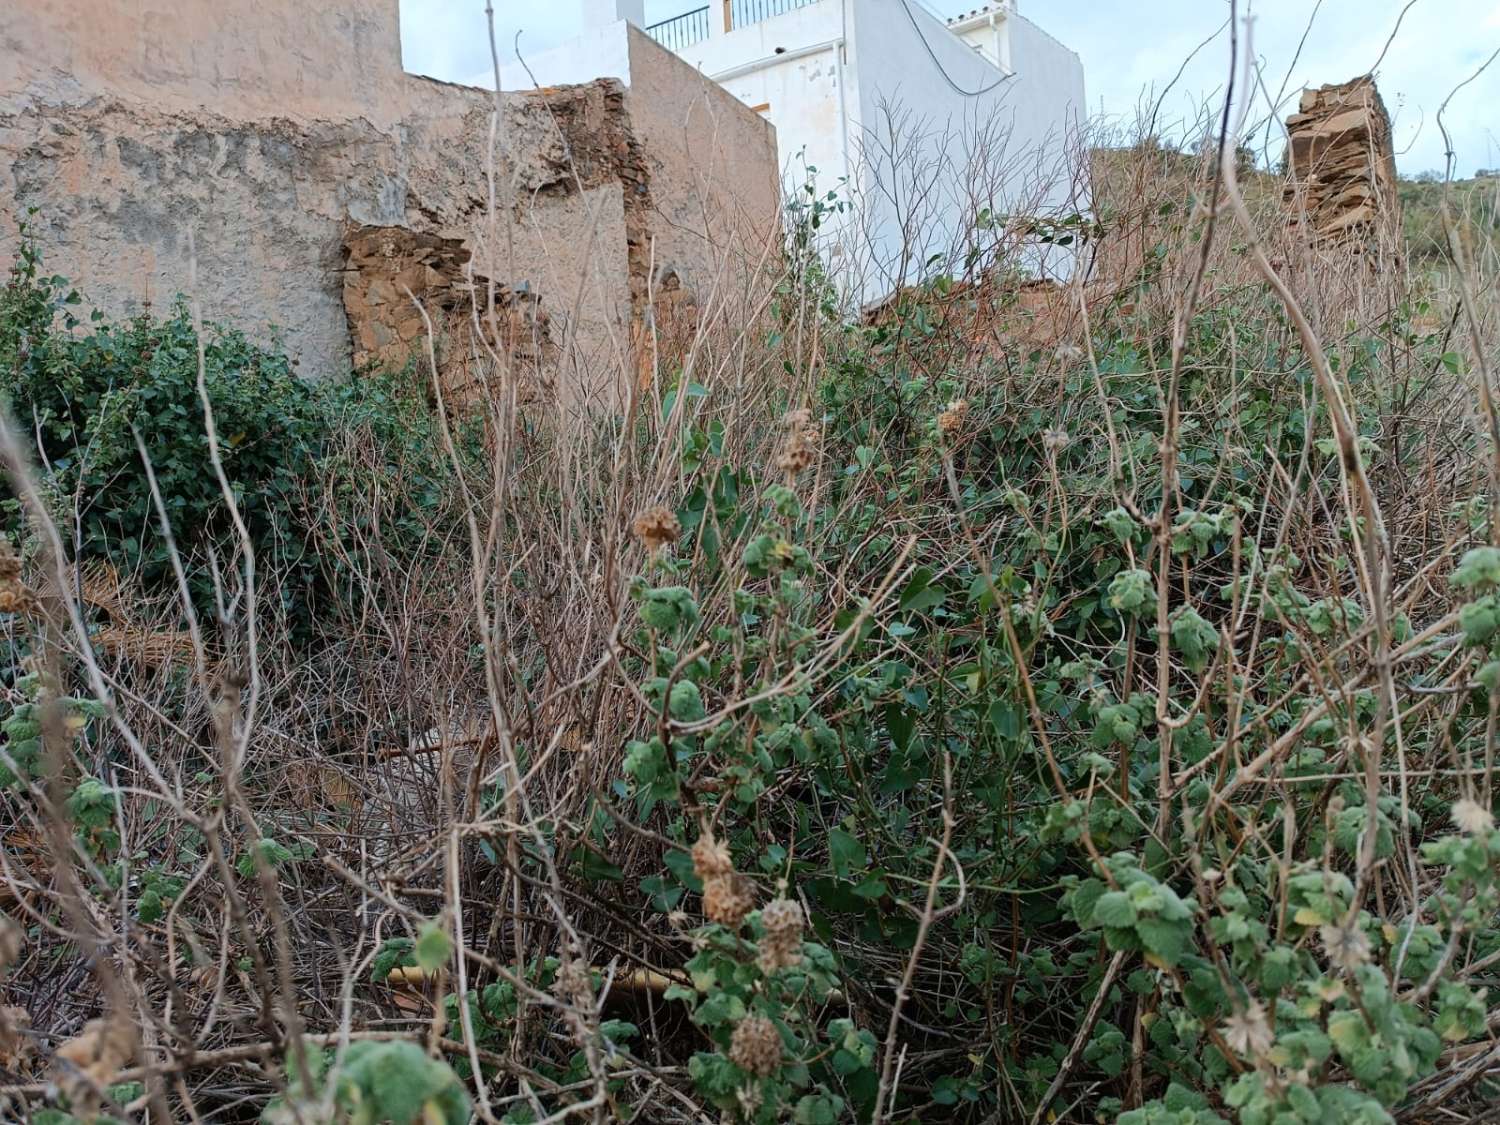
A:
[1283, 76, 1399, 253]
[581, 0, 645, 26]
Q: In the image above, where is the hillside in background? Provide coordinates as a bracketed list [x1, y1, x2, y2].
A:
[1400, 174, 1500, 268]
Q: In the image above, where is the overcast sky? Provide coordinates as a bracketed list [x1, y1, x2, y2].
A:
[399, 1, 1500, 176]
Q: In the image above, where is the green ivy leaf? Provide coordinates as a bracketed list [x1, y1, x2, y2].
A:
[415, 919, 453, 974]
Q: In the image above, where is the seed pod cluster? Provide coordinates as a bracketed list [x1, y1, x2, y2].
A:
[756, 897, 804, 973]
[729, 1014, 782, 1077]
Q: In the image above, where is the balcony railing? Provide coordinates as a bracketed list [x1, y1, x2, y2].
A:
[729, 0, 819, 28]
[645, 0, 821, 52]
[645, 6, 710, 50]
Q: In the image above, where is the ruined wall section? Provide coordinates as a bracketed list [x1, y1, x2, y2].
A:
[1, 4, 781, 401]
[343, 225, 555, 403]
[1284, 77, 1400, 255]
[621, 27, 782, 381]
[0, 87, 496, 377]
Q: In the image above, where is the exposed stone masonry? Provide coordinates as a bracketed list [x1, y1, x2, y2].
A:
[1284, 76, 1400, 254]
[342, 225, 554, 403]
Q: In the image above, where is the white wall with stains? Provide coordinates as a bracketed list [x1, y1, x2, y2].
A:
[641, 0, 1084, 302]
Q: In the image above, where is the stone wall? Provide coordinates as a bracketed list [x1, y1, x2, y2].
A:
[1284, 76, 1400, 255]
[0, 2, 781, 403]
[342, 224, 555, 403]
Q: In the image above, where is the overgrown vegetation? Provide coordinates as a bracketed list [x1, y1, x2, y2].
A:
[0, 213, 470, 640]
[2, 43, 1500, 1125]
[1398, 175, 1500, 271]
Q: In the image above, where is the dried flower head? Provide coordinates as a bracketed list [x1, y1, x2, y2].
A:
[736, 1081, 765, 1118]
[937, 399, 970, 437]
[1453, 798, 1495, 836]
[553, 956, 593, 1008]
[1041, 427, 1071, 455]
[1320, 921, 1372, 973]
[632, 505, 681, 552]
[703, 873, 756, 929]
[757, 897, 805, 973]
[0, 1005, 31, 1071]
[691, 833, 734, 881]
[54, 1017, 134, 1107]
[776, 409, 821, 477]
[0, 913, 19, 973]
[1221, 1000, 1273, 1059]
[0, 538, 32, 616]
[729, 1014, 782, 1077]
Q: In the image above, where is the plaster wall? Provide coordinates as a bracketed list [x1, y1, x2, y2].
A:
[622, 27, 782, 298]
[673, 2, 851, 194]
[951, 11, 1012, 71]
[847, 0, 1085, 297]
[635, 0, 1082, 303]
[1, 0, 408, 124]
[0, 2, 780, 402]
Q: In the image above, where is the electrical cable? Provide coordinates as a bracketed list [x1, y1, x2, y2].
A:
[896, 0, 1014, 98]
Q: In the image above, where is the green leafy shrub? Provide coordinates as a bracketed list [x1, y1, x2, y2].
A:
[1, 216, 468, 637]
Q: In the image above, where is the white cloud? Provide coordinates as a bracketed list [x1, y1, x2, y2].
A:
[399, 0, 1500, 174]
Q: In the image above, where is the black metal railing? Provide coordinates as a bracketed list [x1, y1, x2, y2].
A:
[730, 0, 819, 30]
[644, 0, 821, 52]
[645, 6, 711, 50]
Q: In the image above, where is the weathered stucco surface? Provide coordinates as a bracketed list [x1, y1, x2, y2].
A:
[1, 0, 408, 123]
[0, 2, 780, 400]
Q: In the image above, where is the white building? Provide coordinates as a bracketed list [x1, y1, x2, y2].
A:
[499, 0, 1086, 302]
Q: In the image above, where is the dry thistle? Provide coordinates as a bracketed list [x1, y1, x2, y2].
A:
[0, 538, 32, 616]
[776, 408, 820, 477]
[937, 398, 970, 438]
[1221, 1000, 1273, 1059]
[728, 1014, 782, 1077]
[756, 897, 804, 973]
[554, 956, 593, 1008]
[1452, 798, 1495, 836]
[703, 873, 756, 929]
[54, 1016, 134, 1107]
[694, 831, 755, 926]
[1320, 921, 1372, 973]
[0, 1005, 31, 1072]
[691, 833, 734, 881]
[1041, 427, 1070, 455]
[736, 1082, 765, 1118]
[0, 913, 20, 972]
[632, 505, 682, 552]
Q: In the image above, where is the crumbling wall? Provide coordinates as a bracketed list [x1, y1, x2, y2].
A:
[342, 224, 555, 402]
[1, 2, 781, 404]
[1284, 77, 1400, 253]
[620, 28, 783, 383]
[0, 99, 414, 377]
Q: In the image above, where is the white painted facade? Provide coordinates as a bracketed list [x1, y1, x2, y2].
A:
[492, 0, 1085, 302]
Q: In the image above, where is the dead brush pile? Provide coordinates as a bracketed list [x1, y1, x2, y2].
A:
[3, 85, 1500, 1125]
